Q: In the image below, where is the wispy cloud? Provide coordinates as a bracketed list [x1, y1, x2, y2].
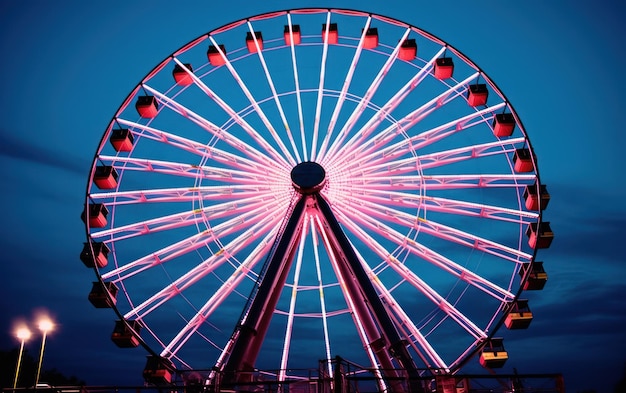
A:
[0, 129, 87, 175]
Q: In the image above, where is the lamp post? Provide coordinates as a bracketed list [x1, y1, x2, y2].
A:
[13, 326, 32, 389]
[34, 318, 54, 386]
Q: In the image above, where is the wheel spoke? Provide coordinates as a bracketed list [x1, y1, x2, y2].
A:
[313, 214, 386, 381]
[314, 16, 373, 161]
[310, 218, 333, 376]
[350, 246, 448, 369]
[278, 213, 309, 381]
[162, 227, 278, 358]
[323, 29, 412, 162]
[336, 209, 489, 340]
[246, 21, 301, 164]
[321, 45, 445, 163]
[122, 214, 280, 320]
[90, 185, 266, 206]
[99, 155, 286, 186]
[352, 189, 538, 224]
[91, 194, 275, 243]
[286, 12, 307, 162]
[147, 70, 289, 169]
[335, 200, 517, 301]
[344, 173, 536, 193]
[115, 118, 285, 177]
[101, 201, 282, 281]
[337, 196, 532, 264]
[310, 12, 333, 161]
[356, 137, 527, 177]
[325, 72, 487, 168]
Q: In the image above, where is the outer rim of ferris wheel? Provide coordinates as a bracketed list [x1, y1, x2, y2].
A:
[80, 7, 552, 382]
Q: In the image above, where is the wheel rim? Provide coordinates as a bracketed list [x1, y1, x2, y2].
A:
[82, 8, 547, 380]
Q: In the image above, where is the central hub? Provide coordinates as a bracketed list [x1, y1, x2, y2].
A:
[291, 161, 326, 194]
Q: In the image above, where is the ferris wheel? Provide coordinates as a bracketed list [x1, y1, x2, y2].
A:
[80, 8, 553, 389]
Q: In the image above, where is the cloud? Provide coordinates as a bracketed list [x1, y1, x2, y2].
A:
[527, 281, 626, 336]
[543, 213, 626, 263]
[0, 129, 86, 175]
[501, 283, 626, 392]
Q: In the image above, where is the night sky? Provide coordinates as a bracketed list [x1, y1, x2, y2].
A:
[1, 1, 625, 393]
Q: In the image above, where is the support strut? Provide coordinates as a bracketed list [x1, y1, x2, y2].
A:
[220, 195, 308, 383]
[316, 194, 425, 393]
[216, 162, 423, 392]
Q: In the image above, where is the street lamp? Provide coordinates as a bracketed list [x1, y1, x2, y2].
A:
[34, 317, 54, 386]
[13, 325, 32, 389]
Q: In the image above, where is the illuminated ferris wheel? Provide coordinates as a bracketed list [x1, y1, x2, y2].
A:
[80, 8, 552, 389]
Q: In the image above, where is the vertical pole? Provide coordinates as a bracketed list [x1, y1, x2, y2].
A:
[13, 339, 26, 389]
[35, 331, 48, 386]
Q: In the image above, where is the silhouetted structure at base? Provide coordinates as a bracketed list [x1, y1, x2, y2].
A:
[3, 363, 565, 393]
[125, 356, 566, 393]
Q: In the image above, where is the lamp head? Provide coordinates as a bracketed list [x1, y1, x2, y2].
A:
[16, 326, 32, 341]
[37, 318, 54, 333]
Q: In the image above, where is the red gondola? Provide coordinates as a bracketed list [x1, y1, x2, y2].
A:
[109, 128, 134, 152]
[172, 63, 193, 86]
[135, 95, 158, 118]
[467, 83, 488, 106]
[284, 24, 301, 45]
[111, 320, 142, 348]
[207, 44, 227, 66]
[398, 39, 417, 61]
[246, 31, 263, 53]
[434, 57, 454, 79]
[322, 23, 338, 44]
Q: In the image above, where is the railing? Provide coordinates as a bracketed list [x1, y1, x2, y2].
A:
[4, 370, 565, 393]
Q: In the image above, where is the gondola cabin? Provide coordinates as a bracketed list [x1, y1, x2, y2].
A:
[524, 183, 550, 211]
[284, 24, 301, 45]
[111, 320, 142, 348]
[207, 44, 227, 66]
[88, 281, 118, 308]
[527, 222, 554, 249]
[109, 128, 134, 152]
[322, 23, 338, 44]
[434, 57, 454, 80]
[93, 166, 118, 189]
[479, 338, 508, 368]
[246, 31, 263, 53]
[492, 113, 516, 137]
[398, 39, 417, 61]
[513, 148, 534, 172]
[435, 376, 470, 393]
[505, 299, 533, 329]
[467, 84, 488, 107]
[81, 203, 109, 228]
[363, 28, 379, 49]
[80, 241, 110, 268]
[520, 262, 548, 290]
[143, 356, 175, 385]
[172, 63, 193, 86]
[135, 95, 158, 118]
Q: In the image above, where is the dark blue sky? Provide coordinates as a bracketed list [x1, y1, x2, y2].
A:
[1, 1, 625, 392]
